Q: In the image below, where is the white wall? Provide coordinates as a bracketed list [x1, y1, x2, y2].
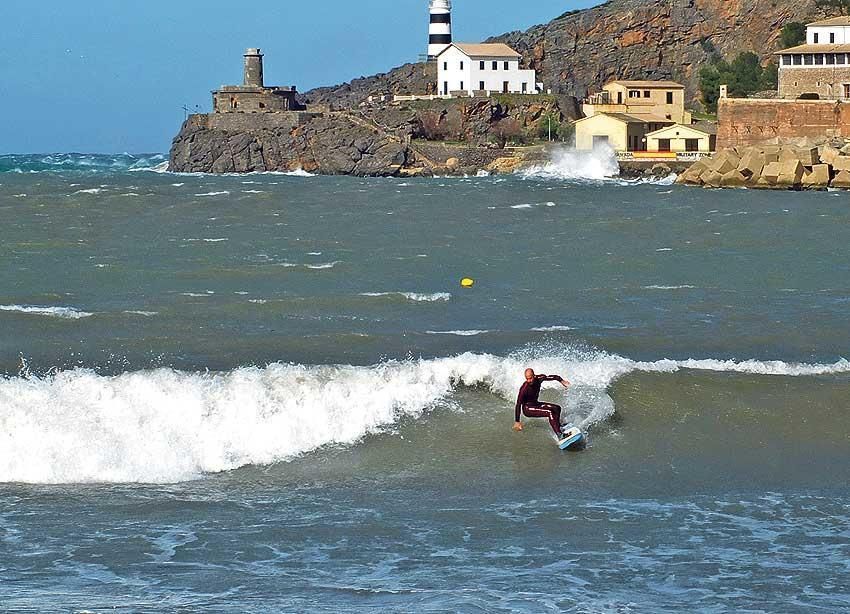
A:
[808, 26, 850, 45]
[437, 47, 538, 95]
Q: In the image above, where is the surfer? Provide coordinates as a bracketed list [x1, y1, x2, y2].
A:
[513, 368, 570, 436]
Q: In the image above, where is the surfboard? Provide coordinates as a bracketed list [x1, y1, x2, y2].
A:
[555, 424, 585, 450]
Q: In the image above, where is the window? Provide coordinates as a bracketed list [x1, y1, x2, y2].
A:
[658, 139, 671, 152]
[839, 54, 847, 65]
[831, 33, 836, 43]
[804, 54, 814, 65]
[460, 81, 464, 91]
[793, 54, 802, 65]
[814, 33, 819, 43]
[844, 84, 850, 98]
[666, 91, 674, 104]
[592, 135, 610, 149]
[628, 90, 640, 98]
[460, 61, 464, 70]
[259, 102, 265, 109]
[685, 138, 699, 152]
[504, 61, 509, 70]
[480, 61, 485, 70]
[443, 62, 448, 70]
[827, 54, 835, 65]
[479, 81, 485, 91]
[644, 90, 651, 98]
[522, 82, 527, 93]
[815, 54, 824, 65]
[493, 61, 498, 70]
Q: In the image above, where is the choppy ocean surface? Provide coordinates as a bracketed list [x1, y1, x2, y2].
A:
[1, 152, 848, 612]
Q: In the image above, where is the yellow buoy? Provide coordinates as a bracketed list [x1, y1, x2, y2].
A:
[460, 277, 475, 288]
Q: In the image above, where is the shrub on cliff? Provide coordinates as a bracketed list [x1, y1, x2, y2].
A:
[780, 22, 806, 48]
[699, 52, 778, 112]
[816, 0, 850, 15]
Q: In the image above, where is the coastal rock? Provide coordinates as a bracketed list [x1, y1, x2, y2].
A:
[832, 170, 850, 188]
[802, 164, 831, 189]
[832, 156, 850, 172]
[737, 150, 765, 179]
[762, 162, 782, 184]
[776, 159, 805, 187]
[720, 170, 747, 188]
[820, 146, 841, 166]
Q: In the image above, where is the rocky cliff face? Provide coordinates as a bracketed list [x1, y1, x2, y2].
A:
[168, 97, 569, 176]
[303, 0, 828, 108]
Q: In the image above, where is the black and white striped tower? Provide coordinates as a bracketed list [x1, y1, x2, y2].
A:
[428, 0, 452, 59]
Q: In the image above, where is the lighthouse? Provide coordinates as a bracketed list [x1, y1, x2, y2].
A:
[428, 0, 452, 59]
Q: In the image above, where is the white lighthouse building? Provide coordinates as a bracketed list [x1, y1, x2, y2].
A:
[428, 0, 452, 59]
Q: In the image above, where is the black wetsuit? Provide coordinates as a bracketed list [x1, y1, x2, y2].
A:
[515, 374, 564, 435]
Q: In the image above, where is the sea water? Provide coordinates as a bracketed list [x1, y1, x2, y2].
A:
[0, 152, 848, 612]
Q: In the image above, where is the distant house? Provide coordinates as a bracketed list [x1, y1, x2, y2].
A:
[583, 80, 691, 124]
[435, 43, 539, 96]
[645, 122, 717, 153]
[776, 17, 850, 100]
[574, 113, 674, 152]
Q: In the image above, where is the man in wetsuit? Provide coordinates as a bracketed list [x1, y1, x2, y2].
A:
[513, 368, 570, 437]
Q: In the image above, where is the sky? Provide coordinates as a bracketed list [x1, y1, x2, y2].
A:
[0, 0, 599, 153]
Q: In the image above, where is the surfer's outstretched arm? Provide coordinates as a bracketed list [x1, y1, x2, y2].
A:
[540, 374, 570, 388]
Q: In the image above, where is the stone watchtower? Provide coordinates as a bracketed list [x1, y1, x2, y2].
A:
[212, 48, 302, 113]
[243, 48, 264, 88]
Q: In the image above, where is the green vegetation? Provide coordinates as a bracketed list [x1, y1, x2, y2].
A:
[780, 22, 806, 48]
[533, 113, 576, 144]
[815, 0, 850, 14]
[699, 52, 778, 113]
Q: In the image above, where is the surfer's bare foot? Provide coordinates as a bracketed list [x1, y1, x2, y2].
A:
[512, 422, 523, 431]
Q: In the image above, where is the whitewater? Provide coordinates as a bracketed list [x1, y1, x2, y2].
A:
[3, 348, 847, 484]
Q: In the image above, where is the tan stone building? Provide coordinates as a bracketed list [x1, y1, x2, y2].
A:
[776, 17, 850, 100]
[645, 122, 717, 153]
[574, 113, 673, 151]
[582, 80, 691, 124]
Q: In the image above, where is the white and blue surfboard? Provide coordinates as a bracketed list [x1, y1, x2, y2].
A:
[555, 424, 585, 450]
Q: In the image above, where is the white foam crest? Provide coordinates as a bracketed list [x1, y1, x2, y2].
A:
[194, 191, 230, 197]
[519, 146, 620, 181]
[0, 305, 93, 319]
[426, 330, 489, 336]
[2, 351, 848, 484]
[531, 325, 574, 332]
[360, 292, 451, 302]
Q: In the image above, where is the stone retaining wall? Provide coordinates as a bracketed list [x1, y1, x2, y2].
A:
[717, 98, 850, 149]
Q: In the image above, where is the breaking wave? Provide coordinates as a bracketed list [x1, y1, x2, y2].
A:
[0, 153, 168, 174]
[360, 292, 452, 303]
[0, 305, 93, 319]
[519, 146, 620, 181]
[1, 347, 848, 484]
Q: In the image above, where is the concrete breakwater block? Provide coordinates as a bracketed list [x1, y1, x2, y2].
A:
[676, 143, 850, 190]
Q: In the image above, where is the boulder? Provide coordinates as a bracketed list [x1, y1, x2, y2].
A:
[820, 146, 841, 166]
[797, 147, 821, 166]
[708, 150, 740, 174]
[737, 149, 765, 179]
[678, 160, 708, 185]
[841, 143, 850, 156]
[776, 159, 804, 187]
[802, 164, 831, 189]
[831, 170, 850, 188]
[762, 162, 782, 183]
[753, 176, 774, 189]
[702, 170, 724, 188]
[762, 145, 781, 163]
[720, 170, 747, 187]
[831, 156, 850, 172]
[651, 163, 672, 177]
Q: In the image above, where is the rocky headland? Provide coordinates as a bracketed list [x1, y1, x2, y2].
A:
[169, 96, 574, 176]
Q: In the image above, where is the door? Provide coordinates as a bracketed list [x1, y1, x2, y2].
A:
[658, 138, 671, 152]
[617, 91, 623, 105]
[503, 81, 509, 93]
[592, 135, 610, 149]
[443, 82, 448, 95]
[685, 138, 699, 152]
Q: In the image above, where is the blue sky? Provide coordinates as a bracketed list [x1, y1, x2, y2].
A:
[0, 0, 599, 153]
